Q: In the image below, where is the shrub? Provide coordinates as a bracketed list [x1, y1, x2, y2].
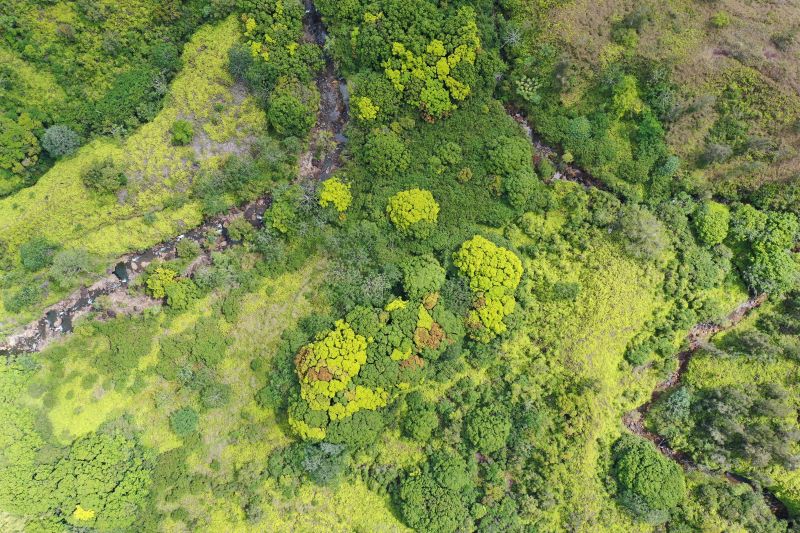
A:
[301, 443, 348, 485]
[616, 205, 668, 262]
[175, 239, 200, 259]
[265, 184, 302, 234]
[613, 434, 685, 522]
[170, 120, 194, 145]
[268, 90, 315, 138]
[319, 176, 352, 213]
[145, 266, 178, 299]
[164, 278, 199, 310]
[465, 405, 511, 453]
[49, 249, 93, 288]
[151, 42, 181, 73]
[200, 382, 231, 409]
[745, 244, 799, 294]
[710, 12, 731, 29]
[19, 237, 58, 271]
[4, 284, 40, 313]
[693, 201, 730, 246]
[0, 112, 41, 177]
[41, 125, 81, 158]
[170, 407, 199, 437]
[82, 158, 127, 194]
[729, 203, 768, 242]
[701, 143, 733, 165]
[386, 189, 439, 238]
[226, 216, 255, 243]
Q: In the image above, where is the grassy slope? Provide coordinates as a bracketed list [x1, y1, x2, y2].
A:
[0, 16, 265, 330]
[541, 0, 800, 189]
[5, 258, 407, 530]
[506, 218, 666, 530]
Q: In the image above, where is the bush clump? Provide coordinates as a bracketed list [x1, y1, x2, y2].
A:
[694, 201, 730, 246]
[41, 125, 81, 158]
[612, 434, 686, 523]
[170, 120, 194, 146]
[170, 407, 199, 437]
[82, 158, 127, 195]
[319, 176, 352, 213]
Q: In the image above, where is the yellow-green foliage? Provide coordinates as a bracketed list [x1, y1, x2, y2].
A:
[289, 316, 390, 439]
[293, 320, 377, 415]
[382, 7, 480, 118]
[386, 188, 439, 234]
[417, 305, 434, 331]
[355, 96, 379, 120]
[145, 267, 177, 299]
[319, 176, 352, 213]
[290, 316, 390, 433]
[453, 235, 523, 341]
[252, 478, 411, 532]
[0, 18, 266, 327]
[0, 47, 66, 115]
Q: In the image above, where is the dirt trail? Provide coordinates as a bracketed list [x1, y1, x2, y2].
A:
[1, 6, 348, 357]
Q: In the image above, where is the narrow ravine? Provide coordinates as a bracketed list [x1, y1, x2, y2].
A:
[1, 6, 348, 357]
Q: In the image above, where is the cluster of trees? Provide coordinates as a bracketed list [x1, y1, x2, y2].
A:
[0, 410, 152, 532]
[229, 2, 322, 139]
[453, 235, 523, 342]
[316, 0, 495, 122]
[284, 232, 516, 447]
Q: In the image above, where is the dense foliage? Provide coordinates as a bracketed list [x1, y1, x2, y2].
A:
[1, 0, 799, 531]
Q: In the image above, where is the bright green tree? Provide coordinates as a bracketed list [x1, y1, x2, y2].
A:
[387, 188, 439, 238]
[694, 201, 731, 246]
[319, 176, 352, 213]
[453, 235, 523, 341]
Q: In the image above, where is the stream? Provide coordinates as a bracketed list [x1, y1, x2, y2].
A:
[622, 293, 789, 518]
[0, 4, 348, 357]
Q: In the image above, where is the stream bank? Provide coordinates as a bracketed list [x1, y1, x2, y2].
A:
[622, 293, 789, 518]
[1, 5, 348, 357]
